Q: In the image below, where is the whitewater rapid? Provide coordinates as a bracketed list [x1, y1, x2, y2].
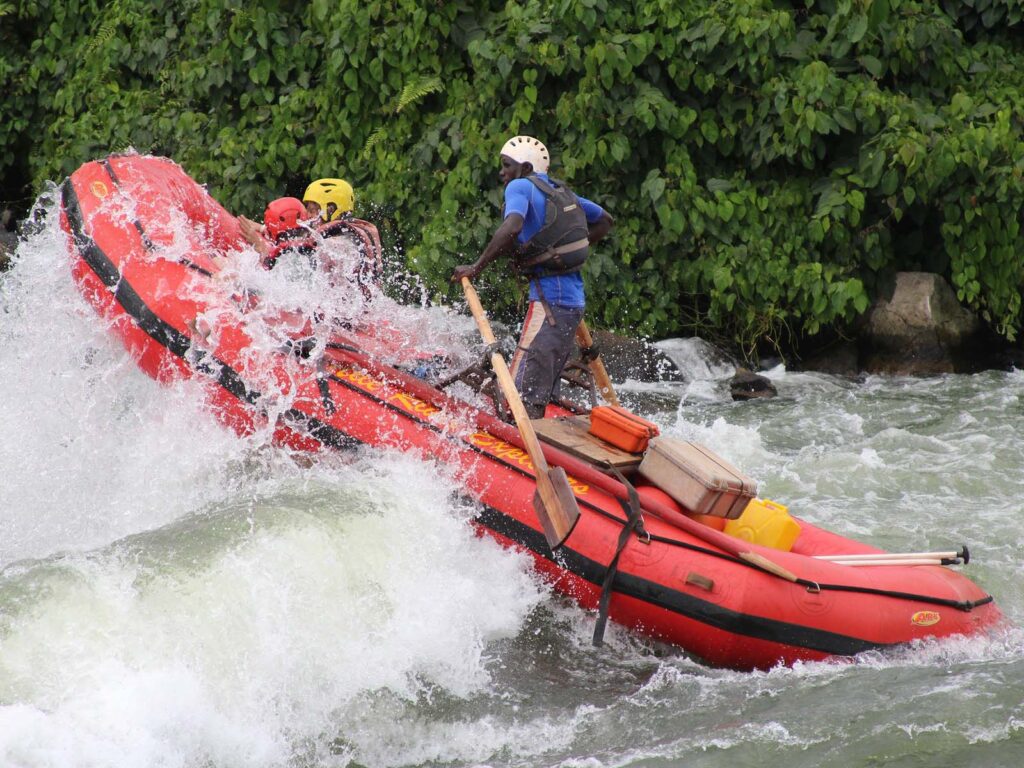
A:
[1, 194, 1022, 767]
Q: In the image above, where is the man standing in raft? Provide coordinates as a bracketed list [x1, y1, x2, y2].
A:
[451, 136, 613, 418]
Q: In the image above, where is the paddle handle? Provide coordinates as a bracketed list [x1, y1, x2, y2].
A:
[575, 321, 619, 406]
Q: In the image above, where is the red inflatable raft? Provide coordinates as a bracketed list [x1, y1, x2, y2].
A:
[59, 154, 1002, 670]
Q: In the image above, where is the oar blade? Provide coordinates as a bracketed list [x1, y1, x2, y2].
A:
[532, 466, 581, 549]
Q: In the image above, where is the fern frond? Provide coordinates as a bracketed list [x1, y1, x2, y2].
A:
[395, 75, 443, 113]
[362, 126, 387, 155]
[85, 0, 132, 55]
[89, 20, 118, 52]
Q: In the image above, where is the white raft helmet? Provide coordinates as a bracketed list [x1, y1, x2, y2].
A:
[500, 135, 550, 173]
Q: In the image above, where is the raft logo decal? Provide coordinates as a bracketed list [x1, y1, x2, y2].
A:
[911, 611, 941, 627]
[469, 432, 589, 495]
[388, 391, 442, 419]
[90, 180, 109, 199]
[332, 366, 383, 393]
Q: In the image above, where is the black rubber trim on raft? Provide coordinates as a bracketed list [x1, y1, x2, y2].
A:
[105, 158, 218, 278]
[325, 360, 995, 615]
[101, 158, 122, 185]
[60, 176, 359, 453]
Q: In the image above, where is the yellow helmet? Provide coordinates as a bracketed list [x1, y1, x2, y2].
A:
[302, 178, 354, 222]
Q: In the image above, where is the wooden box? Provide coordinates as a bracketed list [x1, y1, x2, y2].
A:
[638, 437, 757, 519]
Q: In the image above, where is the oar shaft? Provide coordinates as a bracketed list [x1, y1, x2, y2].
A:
[814, 551, 962, 562]
[490, 354, 548, 470]
[461, 284, 545, 468]
[829, 558, 952, 567]
[462, 279, 498, 346]
[461, 278, 579, 548]
[575, 321, 619, 406]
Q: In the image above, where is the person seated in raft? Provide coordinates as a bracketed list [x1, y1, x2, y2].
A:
[238, 178, 383, 299]
[232, 196, 319, 342]
[258, 197, 319, 270]
[255, 194, 443, 375]
[301, 178, 383, 300]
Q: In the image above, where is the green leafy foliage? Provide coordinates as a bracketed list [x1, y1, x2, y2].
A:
[2, 0, 1024, 354]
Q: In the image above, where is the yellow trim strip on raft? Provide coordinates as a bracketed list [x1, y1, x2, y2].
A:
[330, 364, 590, 495]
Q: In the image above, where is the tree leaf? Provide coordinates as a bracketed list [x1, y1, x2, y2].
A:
[848, 16, 869, 44]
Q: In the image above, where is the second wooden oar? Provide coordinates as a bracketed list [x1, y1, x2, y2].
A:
[575, 320, 619, 406]
[461, 278, 581, 549]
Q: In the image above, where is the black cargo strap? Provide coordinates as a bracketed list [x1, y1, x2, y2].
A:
[316, 361, 336, 415]
[481, 342, 502, 368]
[792, 579, 995, 611]
[593, 466, 649, 646]
[531, 279, 558, 327]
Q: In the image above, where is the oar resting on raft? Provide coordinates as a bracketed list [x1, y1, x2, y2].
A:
[820, 558, 957, 567]
[814, 547, 968, 567]
[461, 277, 581, 549]
[815, 548, 968, 561]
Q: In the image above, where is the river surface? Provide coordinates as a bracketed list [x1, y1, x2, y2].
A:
[1, 199, 1022, 767]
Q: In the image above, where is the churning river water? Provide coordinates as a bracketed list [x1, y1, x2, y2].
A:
[1, 203, 1023, 768]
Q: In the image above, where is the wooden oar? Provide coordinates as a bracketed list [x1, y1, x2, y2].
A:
[575, 320, 619, 406]
[461, 278, 581, 549]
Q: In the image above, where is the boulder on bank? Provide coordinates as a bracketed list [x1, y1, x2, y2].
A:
[794, 338, 861, 377]
[861, 272, 983, 375]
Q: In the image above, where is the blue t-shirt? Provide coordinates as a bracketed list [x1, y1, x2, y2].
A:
[503, 174, 605, 308]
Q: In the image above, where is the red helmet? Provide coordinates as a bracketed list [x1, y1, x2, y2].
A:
[263, 197, 307, 240]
